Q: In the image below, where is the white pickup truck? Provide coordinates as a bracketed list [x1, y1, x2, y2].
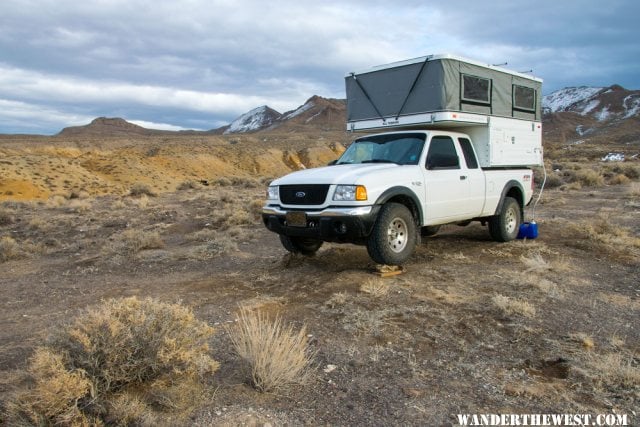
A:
[262, 129, 534, 265]
[262, 54, 543, 265]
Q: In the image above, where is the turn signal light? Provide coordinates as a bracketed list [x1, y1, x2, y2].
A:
[355, 185, 368, 201]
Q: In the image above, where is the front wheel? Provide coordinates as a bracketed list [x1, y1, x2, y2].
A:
[367, 203, 417, 265]
[279, 235, 323, 256]
[488, 196, 521, 242]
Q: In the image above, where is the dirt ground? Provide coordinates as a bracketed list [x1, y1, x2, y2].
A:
[0, 175, 638, 425]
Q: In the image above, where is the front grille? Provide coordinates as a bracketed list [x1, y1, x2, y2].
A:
[280, 184, 330, 205]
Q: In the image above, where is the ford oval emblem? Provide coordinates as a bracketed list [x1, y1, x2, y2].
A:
[295, 191, 306, 198]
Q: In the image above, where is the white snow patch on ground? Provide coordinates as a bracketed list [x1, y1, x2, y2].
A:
[580, 99, 600, 115]
[602, 153, 625, 162]
[595, 106, 611, 121]
[623, 95, 640, 118]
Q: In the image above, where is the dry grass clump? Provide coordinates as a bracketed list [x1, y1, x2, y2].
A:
[543, 171, 564, 189]
[131, 193, 152, 209]
[612, 163, 640, 180]
[570, 169, 605, 187]
[66, 199, 92, 213]
[177, 179, 202, 191]
[586, 352, 640, 389]
[563, 216, 640, 261]
[45, 195, 68, 208]
[7, 297, 219, 426]
[492, 294, 536, 318]
[360, 278, 390, 297]
[0, 207, 14, 226]
[569, 332, 595, 350]
[109, 229, 165, 254]
[215, 176, 261, 188]
[325, 291, 349, 309]
[608, 173, 631, 185]
[186, 228, 239, 257]
[129, 182, 156, 197]
[0, 236, 24, 262]
[627, 182, 640, 198]
[227, 307, 314, 392]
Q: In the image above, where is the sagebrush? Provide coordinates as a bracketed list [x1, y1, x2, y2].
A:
[8, 297, 219, 426]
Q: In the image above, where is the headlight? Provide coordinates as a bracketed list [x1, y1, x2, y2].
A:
[333, 185, 367, 201]
[266, 185, 279, 201]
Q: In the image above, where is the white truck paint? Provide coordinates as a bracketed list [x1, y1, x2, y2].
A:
[262, 130, 534, 265]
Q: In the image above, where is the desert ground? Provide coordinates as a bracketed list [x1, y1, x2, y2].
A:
[0, 134, 638, 426]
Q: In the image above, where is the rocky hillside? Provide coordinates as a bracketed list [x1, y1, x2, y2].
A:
[217, 106, 282, 135]
[219, 96, 346, 134]
[542, 85, 640, 147]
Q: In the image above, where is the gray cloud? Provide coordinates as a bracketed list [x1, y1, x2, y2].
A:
[0, 0, 638, 134]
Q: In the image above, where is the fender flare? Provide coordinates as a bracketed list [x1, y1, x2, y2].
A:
[494, 180, 525, 215]
[374, 186, 424, 224]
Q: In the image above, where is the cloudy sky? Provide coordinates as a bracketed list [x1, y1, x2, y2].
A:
[1, 0, 639, 134]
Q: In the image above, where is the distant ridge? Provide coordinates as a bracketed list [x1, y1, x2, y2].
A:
[216, 95, 346, 134]
[57, 117, 166, 137]
[50, 89, 639, 145]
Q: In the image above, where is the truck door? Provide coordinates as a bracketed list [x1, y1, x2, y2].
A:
[457, 137, 485, 215]
[423, 135, 482, 222]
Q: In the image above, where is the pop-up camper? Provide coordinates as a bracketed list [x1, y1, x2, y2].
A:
[345, 54, 543, 167]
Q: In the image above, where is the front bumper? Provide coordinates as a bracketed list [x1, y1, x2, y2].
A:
[262, 205, 380, 244]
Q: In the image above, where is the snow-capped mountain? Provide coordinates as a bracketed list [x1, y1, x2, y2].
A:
[542, 87, 604, 113]
[221, 105, 281, 135]
[217, 96, 346, 134]
[543, 85, 640, 121]
[542, 85, 640, 146]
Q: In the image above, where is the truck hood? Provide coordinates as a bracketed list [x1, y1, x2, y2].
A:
[271, 164, 401, 186]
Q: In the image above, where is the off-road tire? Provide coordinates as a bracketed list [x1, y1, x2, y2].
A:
[367, 203, 417, 265]
[279, 235, 323, 256]
[488, 196, 521, 242]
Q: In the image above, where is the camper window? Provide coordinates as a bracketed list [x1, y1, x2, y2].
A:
[461, 74, 491, 105]
[513, 85, 536, 112]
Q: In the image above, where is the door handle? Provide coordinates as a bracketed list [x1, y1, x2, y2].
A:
[460, 175, 467, 180]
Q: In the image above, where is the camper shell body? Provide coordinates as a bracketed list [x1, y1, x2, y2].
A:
[345, 54, 543, 167]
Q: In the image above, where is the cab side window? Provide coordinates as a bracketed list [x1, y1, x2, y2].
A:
[426, 136, 459, 170]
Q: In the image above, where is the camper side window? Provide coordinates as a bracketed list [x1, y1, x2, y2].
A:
[461, 74, 491, 105]
[513, 85, 536, 112]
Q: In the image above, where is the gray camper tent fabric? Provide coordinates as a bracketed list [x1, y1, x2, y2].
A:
[345, 57, 542, 124]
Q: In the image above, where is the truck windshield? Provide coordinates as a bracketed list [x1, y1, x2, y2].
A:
[337, 133, 426, 165]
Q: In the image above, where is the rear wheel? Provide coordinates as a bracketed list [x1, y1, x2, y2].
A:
[367, 203, 417, 265]
[279, 235, 323, 256]
[488, 196, 521, 242]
